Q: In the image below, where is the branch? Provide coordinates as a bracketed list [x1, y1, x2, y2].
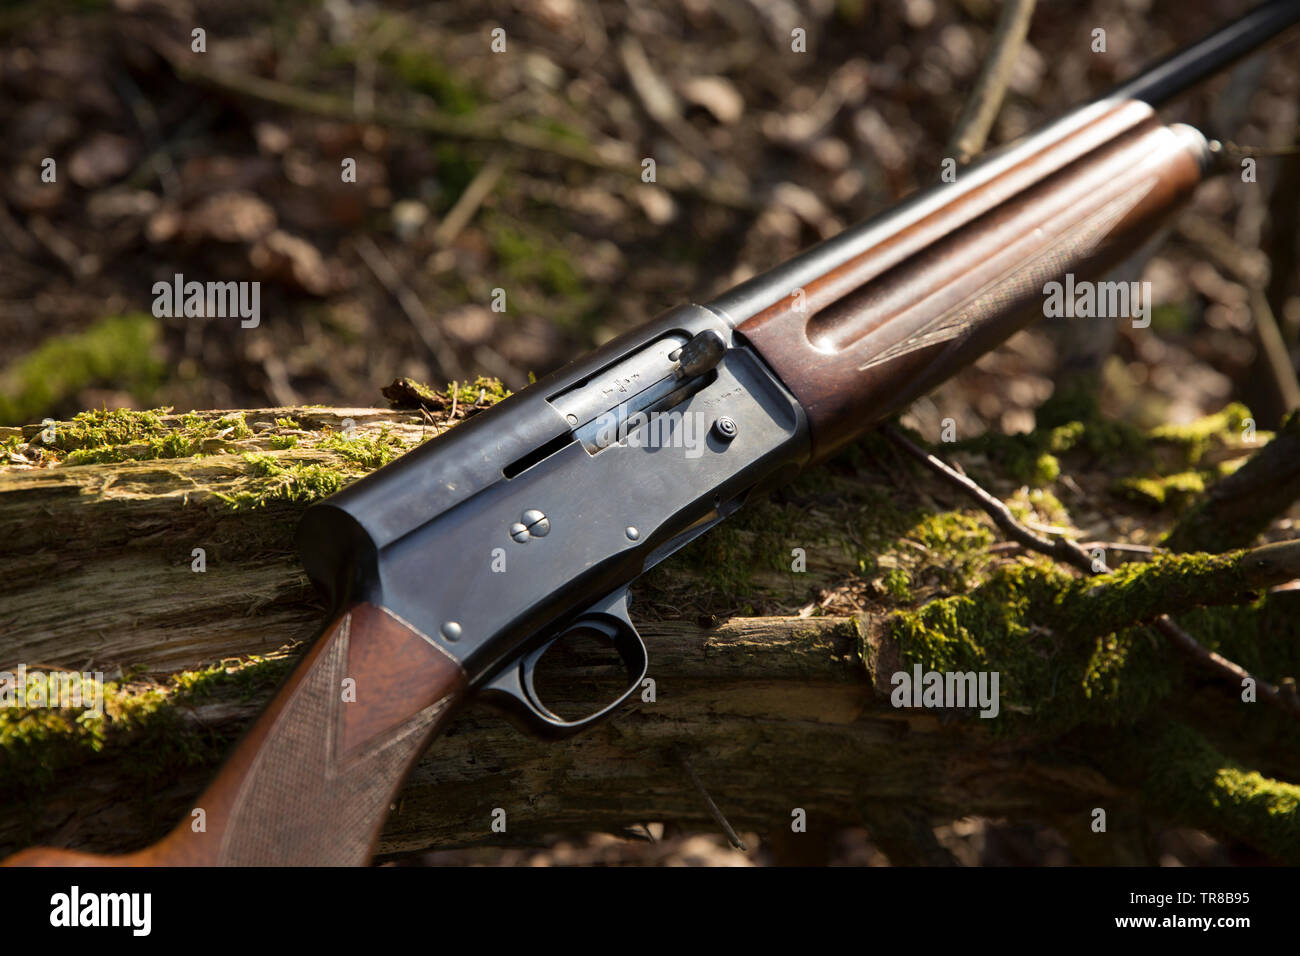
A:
[1177, 214, 1300, 420]
[152, 44, 755, 211]
[882, 424, 1300, 722]
[946, 0, 1038, 165]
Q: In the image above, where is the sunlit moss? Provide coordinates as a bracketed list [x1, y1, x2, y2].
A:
[58, 410, 252, 465]
[885, 549, 1261, 733]
[0, 656, 293, 799]
[1113, 470, 1207, 509]
[218, 453, 350, 509]
[0, 314, 163, 426]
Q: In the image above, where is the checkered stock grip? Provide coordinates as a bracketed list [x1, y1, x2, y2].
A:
[4, 604, 467, 866]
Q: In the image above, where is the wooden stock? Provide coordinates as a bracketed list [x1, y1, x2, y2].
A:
[738, 106, 1208, 460]
[4, 603, 466, 866]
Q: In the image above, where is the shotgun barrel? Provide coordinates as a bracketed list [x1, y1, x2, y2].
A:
[714, 0, 1300, 458]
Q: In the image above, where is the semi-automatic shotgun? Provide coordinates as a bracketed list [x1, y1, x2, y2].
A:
[8, 1, 1299, 866]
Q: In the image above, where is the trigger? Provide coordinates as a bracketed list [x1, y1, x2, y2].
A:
[479, 587, 648, 739]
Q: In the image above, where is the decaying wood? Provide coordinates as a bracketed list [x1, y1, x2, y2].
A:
[2, 401, 1298, 864]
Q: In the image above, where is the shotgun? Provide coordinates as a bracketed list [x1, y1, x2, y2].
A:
[8, 0, 1299, 865]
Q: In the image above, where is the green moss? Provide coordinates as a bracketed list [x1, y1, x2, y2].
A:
[1163, 410, 1297, 553]
[1008, 487, 1071, 528]
[835, 0, 868, 24]
[1129, 723, 1300, 861]
[953, 392, 1259, 507]
[382, 375, 511, 412]
[1033, 380, 1103, 431]
[1150, 402, 1254, 466]
[54, 407, 168, 450]
[669, 518, 758, 597]
[385, 46, 479, 114]
[57, 410, 253, 465]
[0, 656, 294, 800]
[1032, 453, 1060, 485]
[957, 383, 1148, 481]
[275, 417, 302, 430]
[403, 379, 444, 405]
[270, 434, 299, 449]
[447, 375, 512, 406]
[954, 419, 1139, 487]
[0, 313, 163, 426]
[1177, 593, 1300, 682]
[490, 223, 584, 299]
[1052, 418, 1147, 461]
[319, 425, 404, 469]
[882, 567, 913, 602]
[433, 143, 481, 207]
[220, 453, 350, 509]
[908, 512, 992, 553]
[167, 655, 295, 702]
[1150, 302, 1194, 335]
[528, 116, 589, 146]
[888, 566, 1170, 731]
[902, 512, 994, 591]
[1113, 470, 1207, 509]
[885, 549, 1261, 732]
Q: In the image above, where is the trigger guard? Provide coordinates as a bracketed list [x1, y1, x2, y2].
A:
[480, 590, 648, 739]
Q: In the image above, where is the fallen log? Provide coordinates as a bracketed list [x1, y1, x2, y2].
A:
[1, 394, 1298, 863]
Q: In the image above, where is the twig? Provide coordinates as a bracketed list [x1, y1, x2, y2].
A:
[0, 198, 39, 258]
[123, 103, 219, 192]
[1152, 617, 1300, 717]
[27, 215, 90, 277]
[1264, 126, 1300, 342]
[432, 155, 508, 249]
[260, 353, 301, 408]
[679, 752, 747, 851]
[946, 0, 1038, 165]
[881, 424, 1300, 722]
[619, 35, 730, 179]
[110, 68, 182, 200]
[1077, 541, 1160, 557]
[353, 235, 463, 380]
[992, 540, 1161, 559]
[883, 424, 1099, 573]
[154, 45, 754, 211]
[1248, 285, 1300, 413]
[1221, 140, 1300, 157]
[1177, 214, 1300, 416]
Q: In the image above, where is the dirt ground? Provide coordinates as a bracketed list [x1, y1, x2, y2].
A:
[2, 0, 1297, 864]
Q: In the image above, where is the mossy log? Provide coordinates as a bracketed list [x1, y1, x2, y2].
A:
[1165, 410, 1300, 553]
[1, 393, 1298, 864]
